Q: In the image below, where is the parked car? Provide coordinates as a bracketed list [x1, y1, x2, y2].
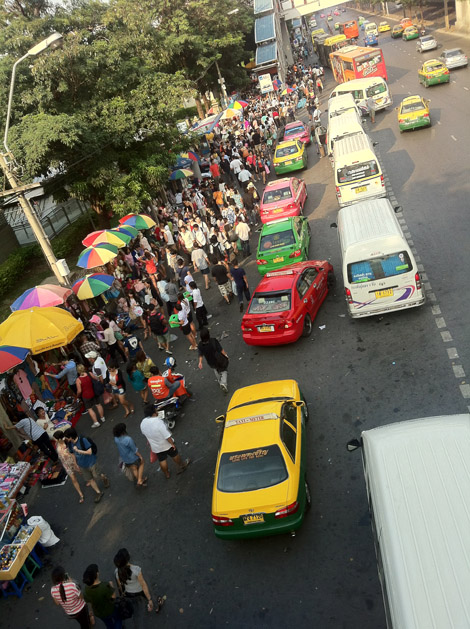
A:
[439, 48, 468, 69]
[416, 35, 437, 53]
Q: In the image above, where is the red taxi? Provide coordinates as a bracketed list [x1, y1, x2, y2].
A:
[282, 120, 312, 145]
[241, 261, 334, 346]
[259, 178, 308, 224]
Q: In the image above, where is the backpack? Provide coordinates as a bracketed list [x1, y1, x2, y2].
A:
[79, 436, 97, 455]
[149, 312, 165, 335]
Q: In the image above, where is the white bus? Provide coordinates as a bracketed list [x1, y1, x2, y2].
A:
[348, 414, 470, 629]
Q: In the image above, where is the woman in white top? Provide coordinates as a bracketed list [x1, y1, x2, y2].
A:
[114, 548, 163, 628]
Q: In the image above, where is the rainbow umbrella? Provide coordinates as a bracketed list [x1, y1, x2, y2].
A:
[220, 108, 243, 120]
[11, 284, 72, 312]
[229, 100, 248, 109]
[0, 345, 30, 373]
[115, 225, 139, 239]
[180, 151, 200, 163]
[118, 213, 156, 230]
[72, 274, 115, 300]
[82, 229, 131, 248]
[77, 243, 119, 269]
[281, 87, 295, 95]
[169, 168, 194, 181]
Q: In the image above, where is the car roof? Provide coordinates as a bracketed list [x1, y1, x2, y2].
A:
[254, 261, 328, 292]
[402, 95, 424, 105]
[285, 121, 305, 129]
[261, 217, 297, 234]
[275, 139, 300, 149]
[424, 59, 442, 66]
[442, 48, 463, 54]
[263, 178, 295, 191]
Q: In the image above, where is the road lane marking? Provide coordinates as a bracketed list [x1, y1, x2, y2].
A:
[460, 384, 470, 398]
[464, 87, 469, 91]
[431, 305, 441, 315]
[435, 317, 446, 329]
[447, 348, 459, 359]
[451, 135, 457, 141]
[441, 331, 453, 342]
[453, 365, 466, 378]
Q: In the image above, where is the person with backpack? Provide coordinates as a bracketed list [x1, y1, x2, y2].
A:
[197, 327, 229, 393]
[64, 427, 109, 503]
[147, 303, 172, 353]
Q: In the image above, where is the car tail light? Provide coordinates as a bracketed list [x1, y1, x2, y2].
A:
[415, 272, 422, 290]
[256, 259, 268, 265]
[286, 203, 297, 210]
[380, 174, 385, 189]
[423, 113, 429, 118]
[289, 249, 302, 258]
[279, 320, 294, 329]
[275, 501, 299, 519]
[399, 118, 406, 124]
[345, 287, 353, 304]
[241, 323, 252, 332]
[212, 515, 234, 527]
[336, 186, 341, 199]
[261, 209, 268, 215]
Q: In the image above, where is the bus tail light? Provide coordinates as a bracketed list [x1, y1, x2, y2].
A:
[415, 272, 422, 291]
[381, 174, 385, 188]
[345, 287, 353, 304]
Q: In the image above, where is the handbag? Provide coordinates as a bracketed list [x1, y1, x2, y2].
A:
[115, 579, 134, 620]
[148, 441, 158, 464]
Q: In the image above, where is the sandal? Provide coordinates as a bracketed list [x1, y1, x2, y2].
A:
[177, 458, 191, 474]
[155, 596, 165, 613]
[137, 477, 148, 487]
[79, 496, 84, 503]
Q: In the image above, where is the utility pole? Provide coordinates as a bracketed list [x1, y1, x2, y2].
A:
[0, 152, 66, 285]
[215, 60, 228, 109]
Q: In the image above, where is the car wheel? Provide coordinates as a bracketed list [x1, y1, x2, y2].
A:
[302, 313, 313, 337]
[304, 479, 312, 512]
[327, 270, 336, 288]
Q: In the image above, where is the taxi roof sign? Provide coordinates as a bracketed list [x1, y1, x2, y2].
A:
[226, 412, 278, 428]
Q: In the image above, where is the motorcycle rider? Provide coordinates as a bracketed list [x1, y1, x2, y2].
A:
[147, 366, 180, 401]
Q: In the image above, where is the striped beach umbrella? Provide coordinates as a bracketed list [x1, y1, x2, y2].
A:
[77, 243, 119, 269]
[118, 213, 156, 230]
[72, 274, 115, 300]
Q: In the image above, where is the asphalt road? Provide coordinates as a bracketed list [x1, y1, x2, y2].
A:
[6, 16, 470, 629]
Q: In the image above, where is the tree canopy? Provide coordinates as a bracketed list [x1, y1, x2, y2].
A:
[0, 0, 254, 216]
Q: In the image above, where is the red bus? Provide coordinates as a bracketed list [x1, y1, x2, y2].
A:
[339, 20, 359, 39]
[330, 45, 388, 83]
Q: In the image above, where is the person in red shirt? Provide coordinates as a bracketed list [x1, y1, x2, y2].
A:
[147, 366, 180, 400]
[209, 159, 221, 187]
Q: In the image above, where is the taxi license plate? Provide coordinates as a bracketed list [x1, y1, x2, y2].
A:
[242, 513, 265, 525]
[355, 186, 367, 194]
[284, 160, 293, 165]
[273, 208, 284, 213]
[273, 256, 284, 263]
[258, 325, 275, 333]
[375, 289, 394, 299]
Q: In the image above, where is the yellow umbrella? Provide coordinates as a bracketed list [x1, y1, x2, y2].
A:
[220, 108, 243, 120]
[0, 307, 84, 354]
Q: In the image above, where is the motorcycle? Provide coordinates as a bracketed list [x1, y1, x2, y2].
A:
[153, 358, 192, 429]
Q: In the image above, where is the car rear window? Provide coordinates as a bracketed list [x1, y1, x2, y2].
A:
[447, 49, 463, 57]
[217, 445, 288, 492]
[366, 82, 386, 97]
[259, 229, 295, 251]
[427, 62, 445, 71]
[401, 100, 425, 113]
[284, 126, 304, 137]
[276, 145, 298, 158]
[348, 251, 413, 284]
[337, 160, 379, 184]
[263, 186, 292, 204]
[248, 291, 292, 314]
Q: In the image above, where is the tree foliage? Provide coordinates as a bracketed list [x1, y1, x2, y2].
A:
[0, 0, 254, 216]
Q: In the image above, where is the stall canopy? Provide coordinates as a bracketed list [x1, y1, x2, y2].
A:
[190, 113, 222, 136]
[255, 14, 276, 44]
[256, 42, 278, 66]
[254, 0, 274, 15]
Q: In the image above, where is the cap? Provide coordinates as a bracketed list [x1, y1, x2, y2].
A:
[85, 351, 98, 359]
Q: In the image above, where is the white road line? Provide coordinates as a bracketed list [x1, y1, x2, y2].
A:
[431, 305, 441, 315]
[451, 135, 457, 141]
[459, 384, 470, 398]
[464, 87, 469, 91]
[441, 331, 453, 342]
[447, 348, 459, 359]
[435, 317, 446, 329]
[453, 365, 466, 378]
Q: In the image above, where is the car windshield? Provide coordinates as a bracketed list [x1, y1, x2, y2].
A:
[421, 36, 434, 43]
[446, 49, 463, 57]
[401, 100, 424, 113]
[348, 251, 413, 284]
[285, 126, 304, 137]
[337, 160, 379, 184]
[276, 144, 298, 157]
[366, 83, 386, 97]
[248, 291, 292, 314]
[217, 445, 288, 492]
[259, 229, 296, 251]
[263, 186, 292, 204]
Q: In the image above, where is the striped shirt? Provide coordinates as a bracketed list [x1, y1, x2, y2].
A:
[51, 581, 85, 615]
[16, 417, 45, 441]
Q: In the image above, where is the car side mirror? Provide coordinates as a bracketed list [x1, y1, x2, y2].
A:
[347, 438, 361, 452]
[215, 415, 225, 424]
[294, 400, 305, 408]
[330, 222, 337, 228]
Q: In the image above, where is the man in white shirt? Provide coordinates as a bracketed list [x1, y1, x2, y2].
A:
[238, 165, 252, 190]
[175, 191, 183, 206]
[191, 243, 211, 289]
[235, 216, 251, 258]
[163, 224, 175, 246]
[5, 415, 58, 461]
[140, 404, 190, 479]
[180, 225, 195, 253]
[230, 156, 242, 176]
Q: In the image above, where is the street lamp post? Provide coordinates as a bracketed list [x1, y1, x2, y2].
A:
[1, 32, 67, 286]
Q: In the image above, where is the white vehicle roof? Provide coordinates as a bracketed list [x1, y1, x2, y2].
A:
[333, 132, 375, 163]
[362, 414, 470, 629]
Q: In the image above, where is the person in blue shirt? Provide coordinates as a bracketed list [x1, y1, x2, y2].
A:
[64, 428, 109, 503]
[46, 354, 78, 394]
[113, 423, 147, 488]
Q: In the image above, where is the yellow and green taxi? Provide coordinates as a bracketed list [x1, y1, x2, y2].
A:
[397, 95, 431, 132]
[402, 26, 419, 40]
[418, 59, 450, 87]
[273, 140, 308, 175]
[391, 24, 404, 38]
[334, 21, 340, 30]
[358, 16, 365, 26]
[211, 380, 310, 540]
[378, 21, 390, 32]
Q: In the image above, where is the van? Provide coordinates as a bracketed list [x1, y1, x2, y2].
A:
[327, 93, 362, 124]
[326, 112, 367, 164]
[333, 133, 385, 207]
[329, 77, 392, 112]
[364, 21, 378, 36]
[347, 414, 470, 628]
[337, 198, 425, 317]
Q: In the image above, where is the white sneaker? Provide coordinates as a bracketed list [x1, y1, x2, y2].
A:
[91, 422, 101, 428]
[207, 314, 213, 319]
[220, 383, 228, 394]
[100, 417, 106, 423]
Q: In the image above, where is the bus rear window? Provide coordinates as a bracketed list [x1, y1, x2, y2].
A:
[366, 82, 386, 97]
[337, 160, 378, 183]
[348, 251, 412, 284]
